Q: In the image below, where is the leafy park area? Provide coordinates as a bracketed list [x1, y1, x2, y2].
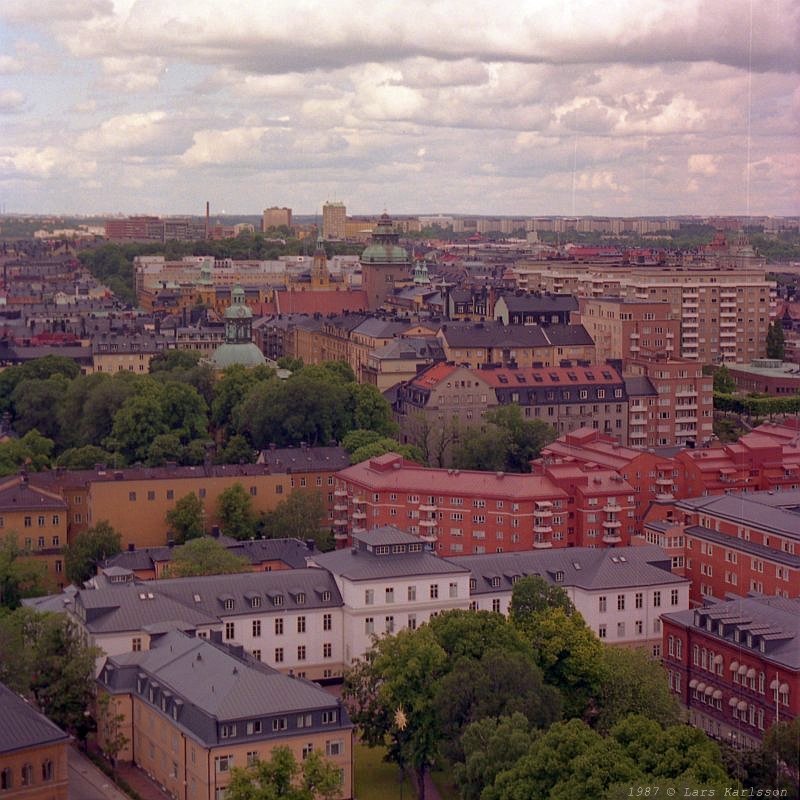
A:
[342, 578, 800, 800]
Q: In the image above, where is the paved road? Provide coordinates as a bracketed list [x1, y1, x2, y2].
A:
[68, 747, 130, 800]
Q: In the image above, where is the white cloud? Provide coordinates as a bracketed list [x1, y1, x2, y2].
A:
[76, 111, 169, 152]
[180, 127, 269, 166]
[0, 55, 23, 74]
[688, 154, 720, 176]
[0, 90, 25, 112]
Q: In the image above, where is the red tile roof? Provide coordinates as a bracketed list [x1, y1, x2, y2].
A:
[480, 365, 622, 389]
[274, 290, 368, 315]
[339, 455, 568, 501]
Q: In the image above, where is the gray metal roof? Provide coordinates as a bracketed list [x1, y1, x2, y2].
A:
[677, 491, 800, 539]
[311, 539, 469, 582]
[623, 375, 658, 396]
[257, 445, 349, 473]
[662, 596, 800, 670]
[153, 568, 342, 617]
[683, 525, 800, 568]
[451, 545, 686, 595]
[496, 293, 579, 312]
[0, 683, 69, 754]
[75, 584, 218, 633]
[100, 631, 351, 747]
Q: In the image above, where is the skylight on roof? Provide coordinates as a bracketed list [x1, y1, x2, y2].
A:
[498, 375, 508, 384]
[516, 374, 526, 383]
[549, 373, 560, 381]
[586, 372, 595, 380]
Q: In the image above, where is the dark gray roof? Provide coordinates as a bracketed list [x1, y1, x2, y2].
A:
[677, 491, 800, 540]
[439, 321, 550, 348]
[352, 318, 411, 338]
[0, 683, 69, 754]
[624, 375, 658, 396]
[370, 337, 445, 361]
[224, 538, 313, 569]
[539, 323, 594, 346]
[257, 445, 349, 473]
[153, 568, 342, 617]
[662, 596, 800, 670]
[496, 293, 579, 312]
[74, 584, 218, 633]
[311, 533, 469, 582]
[100, 631, 351, 747]
[451, 545, 686, 595]
[681, 525, 800, 568]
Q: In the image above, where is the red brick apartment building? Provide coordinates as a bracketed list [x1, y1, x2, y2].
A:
[644, 490, 800, 606]
[536, 428, 689, 533]
[662, 596, 799, 749]
[332, 452, 636, 555]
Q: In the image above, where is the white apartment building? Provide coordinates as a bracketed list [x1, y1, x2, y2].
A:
[62, 532, 687, 678]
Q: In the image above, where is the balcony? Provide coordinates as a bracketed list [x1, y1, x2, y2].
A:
[419, 503, 437, 512]
[603, 502, 622, 513]
[334, 488, 348, 498]
[352, 525, 367, 535]
[334, 530, 349, 540]
[352, 511, 367, 520]
[629, 344, 640, 352]
[333, 503, 348, 512]
[419, 519, 436, 527]
[656, 476, 673, 486]
[603, 518, 622, 528]
[655, 492, 674, 501]
[676, 389, 698, 397]
[534, 524, 553, 534]
[418, 529, 438, 543]
[533, 537, 552, 549]
[352, 496, 366, 506]
[630, 332, 640, 339]
[602, 532, 622, 544]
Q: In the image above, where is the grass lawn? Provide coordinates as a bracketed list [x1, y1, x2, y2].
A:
[354, 743, 416, 800]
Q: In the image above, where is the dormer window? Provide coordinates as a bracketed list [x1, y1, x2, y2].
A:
[469, 578, 476, 590]
[321, 591, 331, 602]
[491, 577, 500, 588]
[554, 571, 564, 582]
[251, 597, 261, 609]
[224, 599, 234, 611]
[273, 595, 284, 607]
[296, 593, 306, 604]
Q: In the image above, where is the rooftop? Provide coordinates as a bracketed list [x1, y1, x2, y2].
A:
[0, 683, 69, 755]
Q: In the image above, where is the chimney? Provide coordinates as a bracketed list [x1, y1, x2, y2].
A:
[128, 543, 135, 552]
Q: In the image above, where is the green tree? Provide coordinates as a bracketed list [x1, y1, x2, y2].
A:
[509, 575, 576, 619]
[212, 364, 275, 435]
[0, 534, 49, 609]
[149, 350, 203, 372]
[21, 610, 99, 741]
[164, 537, 250, 577]
[216, 483, 257, 540]
[759, 717, 800, 798]
[225, 746, 340, 800]
[10, 375, 69, 441]
[434, 650, 561, 762]
[342, 429, 382, 453]
[348, 383, 397, 436]
[0, 430, 56, 476]
[713, 365, 736, 394]
[344, 626, 448, 800]
[259, 489, 331, 550]
[595, 647, 682, 732]
[165, 492, 205, 544]
[484, 405, 556, 472]
[56, 445, 120, 469]
[349, 438, 425, 465]
[455, 713, 538, 800]
[766, 321, 786, 359]
[452, 426, 510, 471]
[510, 593, 606, 720]
[215, 435, 255, 465]
[64, 521, 122, 585]
[105, 393, 167, 463]
[96, 692, 129, 772]
[426, 609, 532, 663]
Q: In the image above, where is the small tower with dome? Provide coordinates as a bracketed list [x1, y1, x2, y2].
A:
[360, 212, 410, 310]
[210, 285, 266, 370]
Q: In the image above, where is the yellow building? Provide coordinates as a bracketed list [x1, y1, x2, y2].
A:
[97, 631, 353, 800]
[0, 475, 68, 588]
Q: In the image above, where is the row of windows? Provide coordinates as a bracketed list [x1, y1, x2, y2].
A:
[247, 614, 333, 638]
[221, 591, 332, 611]
[0, 514, 61, 528]
[0, 761, 55, 790]
[364, 583, 457, 604]
[126, 476, 336, 503]
[598, 619, 659, 638]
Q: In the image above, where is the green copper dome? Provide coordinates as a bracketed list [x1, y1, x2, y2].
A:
[361, 212, 409, 265]
[211, 342, 266, 369]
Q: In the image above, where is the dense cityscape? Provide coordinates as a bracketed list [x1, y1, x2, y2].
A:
[1, 0, 799, 798]
[0, 206, 798, 800]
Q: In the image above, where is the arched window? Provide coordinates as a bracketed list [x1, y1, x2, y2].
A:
[1, 768, 12, 789]
[21, 763, 33, 785]
[42, 760, 53, 781]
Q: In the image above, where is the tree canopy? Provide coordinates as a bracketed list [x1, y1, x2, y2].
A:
[0, 534, 49, 609]
[165, 492, 205, 544]
[64, 521, 122, 585]
[163, 537, 250, 577]
[258, 489, 331, 550]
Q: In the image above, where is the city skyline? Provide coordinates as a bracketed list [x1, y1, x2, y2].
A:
[1, 1, 798, 217]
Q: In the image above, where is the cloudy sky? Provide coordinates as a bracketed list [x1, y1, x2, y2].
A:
[1, 0, 798, 217]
